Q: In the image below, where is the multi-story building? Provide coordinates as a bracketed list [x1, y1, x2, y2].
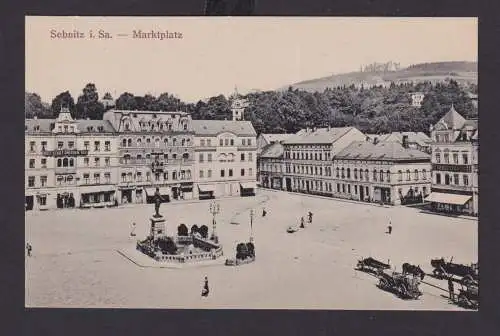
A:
[256, 133, 293, 155]
[259, 142, 285, 190]
[25, 108, 119, 210]
[411, 92, 425, 107]
[426, 106, 479, 215]
[192, 120, 257, 199]
[282, 127, 366, 195]
[103, 110, 195, 204]
[332, 141, 431, 205]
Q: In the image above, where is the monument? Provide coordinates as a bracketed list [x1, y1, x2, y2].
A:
[150, 187, 166, 239]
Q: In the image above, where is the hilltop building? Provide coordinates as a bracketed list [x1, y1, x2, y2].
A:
[411, 92, 425, 107]
[25, 108, 119, 210]
[426, 105, 478, 216]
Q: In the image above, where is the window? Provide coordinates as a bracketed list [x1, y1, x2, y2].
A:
[336, 167, 339, 178]
[229, 169, 233, 177]
[105, 141, 111, 151]
[121, 173, 126, 182]
[200, 170, 204, 178]
[94, 173, 100, 184]
[207, 139, 212, 146]
[220, 139, 223, 146]
[380, 170, 384, 182]
[249, 168, 253, 176]
[155, 173, 160, 181]
[104, 173, 111, 184]
[386, 170, 390, 182]
[242, 139, 246, 146]
[249, 153, 253, 162]
[225, 139, 229, 146]
[172, 153, 177, 160]
[241, 168, 245, 176]
[84, 141, 89, 150]
[230, 139, 234, 146]
[347, 184, 351, 193]
[347, 168, 351, 179]
[398, 170, 403, 181]
[41, 158, 47, 168]
[445, 174, 451, 185]
[463, 175, 469, 186]
[84, 173, 90, 184]
[435, 153, 441, 163]
[436, 173, 441, 184]
[444, 153, 449, 164]
[201, 139, 205, 146]
[199, 153, 204, 163]
[414, 169, 419, 180]
[95, 157, 100, 167]
[241, 153, 245, 161]
[463, 154, 469, 165]
[40, 176, 47, 187]
[84, 158, 89, 167]
[208, 169, 212, 178]
[422, 169, 427, 180]
[105, 157, 110, 166]
[146, 172, 151, 181]
[163, 172, 168, 180]
[68, 141, 74, 149]
[341, 167, 345, 178]
[57, 141, 63, 149]
[373, 169, 377, 181]
[354, 169, 357, 179]
[337, 183, 340, 192]
[41, 141, 47, 151]
[94, 141, 100, 151]
[342, 184, 346, 193]
[248, 139, 252, 146]
[62, 158, 68, 167]
[453, 153, 459, 164]
[69, 158, 74, 167]
[319, 153, 322, 160]
[454, 174, 460, 185]
[406, 170, 411, 181]
[208, 153, 212, 162]
[220, 169, 225, 177]
[29, 159, 35, 168]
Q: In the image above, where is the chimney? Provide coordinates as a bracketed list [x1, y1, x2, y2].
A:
[402, 135, 409, 148]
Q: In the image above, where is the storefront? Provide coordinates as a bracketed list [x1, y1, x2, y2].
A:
[373, 186, 391, 204]
[198, 184, 216, 200]
[80, 189, 116, 208]
[240, 181, 257, 197]
[180, 182, 193, 200]
[145, 186, 170, 203]
[425, 192, 472, 214]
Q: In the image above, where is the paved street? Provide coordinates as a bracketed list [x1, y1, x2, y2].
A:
[25, 189, 477, 309]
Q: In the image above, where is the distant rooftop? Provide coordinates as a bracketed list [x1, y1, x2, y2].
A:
[335, 141, 430, 161]
[284, 127, 355, 145]
[260, 142, 284, 159]
[191, 120, 256, 137]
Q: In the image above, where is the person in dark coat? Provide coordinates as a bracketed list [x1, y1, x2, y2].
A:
[26, 243, 32, 257]
[201, 276, 209, 297]
[448, 278, 455, 301]
[308, 211, 313, 224]
[300, 217, 305, 228]
[387, 221, 393, 234]
[262, 208, 267, 217]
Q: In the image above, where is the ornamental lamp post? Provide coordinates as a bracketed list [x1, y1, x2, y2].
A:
[209, 201, 220, 243]
[249, 209, 254, 243]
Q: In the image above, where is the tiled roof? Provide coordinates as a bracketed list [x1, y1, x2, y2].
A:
[191, 120, 257, 137]
[260, 142, 284, 159]
[25, 118, 117, 134]
[261, 133, 293, 144]
[284, 127, 355, 145]
[374, 132, 432, 147]
[25, 119, 55, 133]
[335, 141, 430, 161]
[439, 105, 466, 130]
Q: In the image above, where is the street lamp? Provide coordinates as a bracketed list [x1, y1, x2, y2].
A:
[249, 209, 254, 243]
[209, 201, 220, 243]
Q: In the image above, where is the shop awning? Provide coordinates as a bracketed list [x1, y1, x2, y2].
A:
[198, 184, 216, 192]
[240, 181, 257, 189]
[425, 192, 472, 205]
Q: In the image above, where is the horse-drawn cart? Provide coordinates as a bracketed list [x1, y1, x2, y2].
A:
[377, 269, 423, 299]
[356, 257, 391, 273]
[430, 258, 479, 285]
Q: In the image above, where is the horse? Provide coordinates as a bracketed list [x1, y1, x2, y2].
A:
[402, 263, 425, 280]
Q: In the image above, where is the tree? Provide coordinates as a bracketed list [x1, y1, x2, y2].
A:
[25, 92, 50, 118]
[116, 92, 138, 110]
[190, 224, 199, 235]
[199, 225, 209, 239]
[177, 224, 188, 236]
[51, 91, 76, 118]
[76, 83, 105, 120]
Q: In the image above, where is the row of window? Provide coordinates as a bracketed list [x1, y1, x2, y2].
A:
[434, 152, 469, 165]
[27, 172, 113, 187]
[202, 138, 253, 147]
[435, 173, 469, 186]
[120, 170, 192, 183]
[288, 165, 333, 177]
[285, 151, 332, 161]
[28, 141, 112, 152]
[200, 168, 254, 179]
[334, 167, 427, 182]
[261, 164, 283, 173]
[121, 137, 191, 148]
[199, 152, 253, 163]
[28, 157, 113, 169]
[123, 153, 189, 163]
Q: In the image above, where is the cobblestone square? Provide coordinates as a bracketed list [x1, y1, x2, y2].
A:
[25, 189, 477, 309]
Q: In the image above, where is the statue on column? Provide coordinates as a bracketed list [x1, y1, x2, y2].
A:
[152, 187, 165, 217]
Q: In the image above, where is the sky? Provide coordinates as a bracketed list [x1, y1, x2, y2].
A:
[26, 17, 477, 103]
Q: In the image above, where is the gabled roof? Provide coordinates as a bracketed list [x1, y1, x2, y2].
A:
[284, 127, 355, 145]
[260, 133, 293, 144]
[191, 120, 256, 137]
[260, 142, 284, 159]
[335, 141, 430, 162]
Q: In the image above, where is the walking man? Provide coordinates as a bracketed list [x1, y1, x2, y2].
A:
[448, 278, 455, 302]
[387, 221, 393, 234]
[130, 222, 137, 237]
[26, 243, 32, 257]
[201, 276, 210, 297]
[308, 211, 313, 224]
[300, 216, 305, 228]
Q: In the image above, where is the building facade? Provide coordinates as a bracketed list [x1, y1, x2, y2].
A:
[25, 108, 119, 210]
[411, 92, 425, 107]
[282, 127, 367, 196]
[332, 141, 431, 205]
[192, 120, 257, 199]
[103, 110, 195, 204]
[259, 142, 285, 190]
[426, 106, 479, 215]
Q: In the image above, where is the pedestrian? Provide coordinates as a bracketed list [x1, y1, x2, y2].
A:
[300, 216, 305, 228]
[448, 278, 455, 301]
[308, 211, 313, 224]
[201, 276, 209, 297]
[26, 243, 32, 257]
[262, 208, 267, 217]
[387, 221, 392, 234]
[130, 222, 137, 237]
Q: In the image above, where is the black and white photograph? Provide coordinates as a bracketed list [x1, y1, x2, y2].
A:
[25, 16, 478, 310]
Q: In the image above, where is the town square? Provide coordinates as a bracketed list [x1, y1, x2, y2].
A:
[25, 189, 477, 310]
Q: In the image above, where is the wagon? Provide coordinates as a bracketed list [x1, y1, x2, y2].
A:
[356, 257, 391, 273]
[377, 269, 422, 300]
[430, 258, 479, 285]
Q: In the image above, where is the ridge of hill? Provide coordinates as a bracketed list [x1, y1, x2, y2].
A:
[282, 61, 477, 93]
